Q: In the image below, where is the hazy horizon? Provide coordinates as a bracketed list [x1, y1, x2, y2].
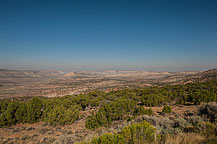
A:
[1, 0, 217, 72]
[1, 64, 216, 72]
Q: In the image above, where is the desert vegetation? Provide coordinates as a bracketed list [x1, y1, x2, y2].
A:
[79, 120, 156, 144]
[0, 80, 216, 143]
[162, 105, 172, 114]
[1, 80, 216, 128]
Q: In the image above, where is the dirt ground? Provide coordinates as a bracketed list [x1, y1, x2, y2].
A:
[146, 105, 198, 116]
[0, 118, 88, 144]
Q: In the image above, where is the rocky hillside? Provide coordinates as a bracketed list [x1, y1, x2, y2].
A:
[153, 68, 217, 85]
[194, 68, 217, 81]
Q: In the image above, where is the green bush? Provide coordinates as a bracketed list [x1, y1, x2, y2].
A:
[85, 99, 137, 130]
[91, 133, 125, 144]
[162, 105, 172, 113]
[0, 100, 9, 114]
[26, 97, 43, 123]
[140, 94, 166, 106]
[81, 120, 156, 144]
[121, 120, 156, 143]
[0, 101, 22, 127]
[43, 105, 81, 126]
[15, 103, 27, 123]
[135, 107, 153, 116]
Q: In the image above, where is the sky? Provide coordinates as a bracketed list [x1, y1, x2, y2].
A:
[0, 0, 217, 72]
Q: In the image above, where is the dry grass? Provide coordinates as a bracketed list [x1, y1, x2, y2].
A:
[165, 133, 205, 144]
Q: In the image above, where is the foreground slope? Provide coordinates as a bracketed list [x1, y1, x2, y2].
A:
[0, 78, 216, 143]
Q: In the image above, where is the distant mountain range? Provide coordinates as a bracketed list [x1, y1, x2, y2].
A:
[0, 69, 64, 78]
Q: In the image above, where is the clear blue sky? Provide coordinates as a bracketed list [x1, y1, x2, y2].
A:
[0, 0, 217, 71]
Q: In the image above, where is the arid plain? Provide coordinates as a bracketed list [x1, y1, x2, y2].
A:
[1, 68, 215, 99]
